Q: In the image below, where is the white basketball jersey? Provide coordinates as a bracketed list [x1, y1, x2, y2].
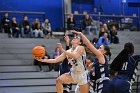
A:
[67, 46, 87, 72]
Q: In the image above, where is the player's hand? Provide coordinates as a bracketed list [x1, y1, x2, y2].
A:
[71, 30, 82, 35]
[64, 35, 70, 46]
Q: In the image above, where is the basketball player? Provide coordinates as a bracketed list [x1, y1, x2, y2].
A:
[109, 42, 140, 93]
[71, 30, 111, 93]
[38, 35, 89, 93]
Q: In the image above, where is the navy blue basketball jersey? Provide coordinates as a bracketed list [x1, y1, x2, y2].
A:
[89, 55, 110, 93]
[59, 58, 71, 75]
[109, 55, 140, 93]
[90, 55, 109, 81]
[59, 46, 71, 75]
[118, 55, 140, 83]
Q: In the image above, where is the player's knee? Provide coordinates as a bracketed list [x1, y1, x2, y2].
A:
[56, 78, 62, 84]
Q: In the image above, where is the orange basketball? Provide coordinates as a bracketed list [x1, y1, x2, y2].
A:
[32, 46, 45, 60]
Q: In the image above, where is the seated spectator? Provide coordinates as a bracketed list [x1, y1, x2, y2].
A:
[11, 17, 20, 38]
[34, 45, 51, 71]
[92, 37, 98, 46]
[90, 16, 98, 35]
[31, 18, 44, 38]
[82, 14, 92, 35]
[21, 16, 31, 38]
[99, 26, 106, 38]
[42, 19, 53, 38]
[96, 32, 110, 48]
[1, 12, 11, 37]
[51, 47, 62, 71]
[110, 25, 119, 44]
[67, 13, 76, 30]
[103, 23, 111, 40]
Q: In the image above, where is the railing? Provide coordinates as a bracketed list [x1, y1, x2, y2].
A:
[0, 11, 46, 20]
[64, 13, 139, 30]
[65, 13, 139, 18]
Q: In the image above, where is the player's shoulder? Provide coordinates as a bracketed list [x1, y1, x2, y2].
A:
[77, 45, 84, 50]
[131, 55, 140, 61]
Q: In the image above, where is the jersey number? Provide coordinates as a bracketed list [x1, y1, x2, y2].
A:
[72, 60, 78, 66]
[122, 62, 128, 70]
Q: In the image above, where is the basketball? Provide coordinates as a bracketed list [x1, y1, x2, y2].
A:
[32, 46, 45, 60]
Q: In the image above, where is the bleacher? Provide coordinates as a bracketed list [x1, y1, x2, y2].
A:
[0, 34, 60, 93]
[0, 31, 140, 93]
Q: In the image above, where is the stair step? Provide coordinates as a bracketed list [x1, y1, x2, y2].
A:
[0, 60, 33, 66]
[0, 72, 58, 80]
[0, 33, 8, 38]
[0, 66, 38, 72]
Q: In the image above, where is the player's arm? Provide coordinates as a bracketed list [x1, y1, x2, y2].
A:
[57, 42, 84, 60]
[39, 53, 66, 63]
[71, 30, 105, 64]
[64, 35, 70, 50]
[86, 59, 92, 71]
[133, 55, 140, 63]
[64, 46, 84, 60]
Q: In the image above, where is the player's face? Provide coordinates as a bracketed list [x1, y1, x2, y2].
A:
[71, 36, 81, 45]
[98, 45, 107, 55]
[98, 45, 105, 52]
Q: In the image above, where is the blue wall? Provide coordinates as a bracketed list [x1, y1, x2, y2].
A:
[72, 0, 140, 16]
[128, 0, 140, 3]
[0, 0, 140, 30]
[0, 0, 64, 31]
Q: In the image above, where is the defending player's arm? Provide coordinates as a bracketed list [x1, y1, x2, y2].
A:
[39, 53, 66, 63]
[71, 30, 105, 64]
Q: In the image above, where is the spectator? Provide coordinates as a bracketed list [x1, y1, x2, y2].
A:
[34, 45, 51, 71]
[11, 17, 20, 38]
[82, 14, 92, 35]
[52, 47, 62, 71]
[96, 32, 110, 48]
[67, 13, 76, 30]
[103, 23, 111, 40]
[42, 18, 53, 38]
[90, 16, 98, 35]
[21, 16, 31, 38]
[31, 18, 44, 38]
[110, 25, 119, 44]
[99, 26, 106, 38]
[1, 12, 11, 37]
[91, 7, 99, 21]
